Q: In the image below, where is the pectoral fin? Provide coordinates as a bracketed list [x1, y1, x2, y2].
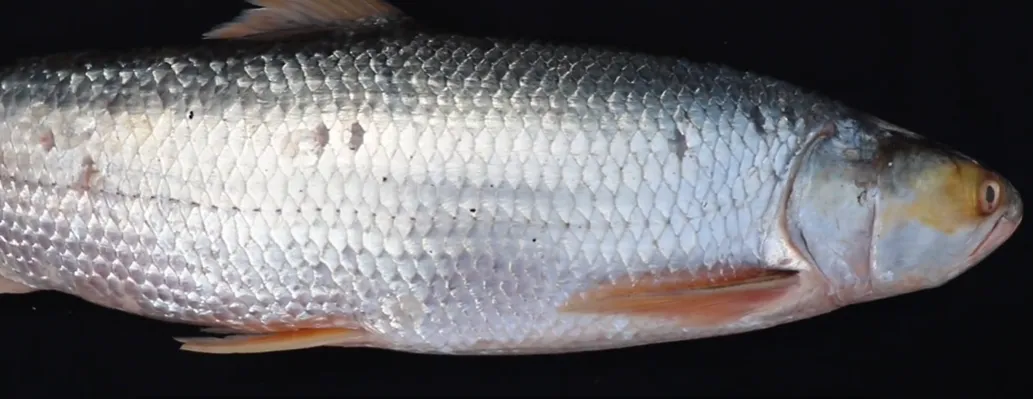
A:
[175, 327, 369, 354]
[560, 266, 800, 326]
[205, 0, 405, 40]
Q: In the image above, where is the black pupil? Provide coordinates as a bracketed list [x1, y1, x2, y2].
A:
[985, 184, 996, 205]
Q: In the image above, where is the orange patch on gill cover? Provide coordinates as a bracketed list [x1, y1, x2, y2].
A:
[886, 161, 1003, 234]
[560, 266, 800, 326]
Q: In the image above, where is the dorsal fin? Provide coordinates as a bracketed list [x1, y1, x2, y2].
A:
[204, 0, 405, 40]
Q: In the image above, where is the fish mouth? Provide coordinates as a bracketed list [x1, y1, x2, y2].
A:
[968, 214, 1021, 262]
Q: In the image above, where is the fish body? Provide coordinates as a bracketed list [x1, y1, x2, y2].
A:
[0, 0, 1021, 355]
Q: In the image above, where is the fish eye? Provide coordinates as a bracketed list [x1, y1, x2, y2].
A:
[978, 179, 1002, 214]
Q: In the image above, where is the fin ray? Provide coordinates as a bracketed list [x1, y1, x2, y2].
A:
[560, 266, 800, 326]
[176, 327, 369, 354]
[205, 0, 404, 40]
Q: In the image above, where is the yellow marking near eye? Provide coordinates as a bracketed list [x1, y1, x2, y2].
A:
[882, 161, 1000, 234]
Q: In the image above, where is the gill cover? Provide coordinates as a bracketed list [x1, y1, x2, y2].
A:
[785, 120, 880, 304]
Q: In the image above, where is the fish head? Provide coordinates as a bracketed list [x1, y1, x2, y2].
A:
[785, 118, 1021, 305]
[866, 127, 1022, 300]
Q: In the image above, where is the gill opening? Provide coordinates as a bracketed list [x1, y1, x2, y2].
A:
[775, 121, 838, 301]
[860, 186, 878, 301]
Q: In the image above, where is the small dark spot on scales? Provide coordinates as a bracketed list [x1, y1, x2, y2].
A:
[76, 155, 99, 191]
[749, 106, 767, 135]
[313, 123, 329, 151]
[349, 122, 365, 151]
[782, 106, 798, 127]
[669, 127, 688, 159]
[40, 130, 55, 152]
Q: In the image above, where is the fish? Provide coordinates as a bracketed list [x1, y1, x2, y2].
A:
[0, 0, 1021, 356]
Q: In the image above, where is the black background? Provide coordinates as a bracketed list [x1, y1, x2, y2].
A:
[1, 1, 1029, 396]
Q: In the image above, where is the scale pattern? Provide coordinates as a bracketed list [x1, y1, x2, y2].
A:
[0, 30, 843, 352]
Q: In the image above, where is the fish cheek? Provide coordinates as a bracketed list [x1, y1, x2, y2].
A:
[880, 161, 985, 235]
[870, 221, 961, 290]
[869, 162, 988, 293]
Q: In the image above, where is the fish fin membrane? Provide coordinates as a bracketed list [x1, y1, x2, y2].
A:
[204, 0, 405, 40]
[0, 276, 36, 294]
[559, 266, 800, 326]
[175, 327, 369, 354]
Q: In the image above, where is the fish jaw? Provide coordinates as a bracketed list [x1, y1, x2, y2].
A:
[966, 211, 1021, 268]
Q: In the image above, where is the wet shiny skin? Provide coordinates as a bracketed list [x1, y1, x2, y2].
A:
[0, 4, 1022, 354]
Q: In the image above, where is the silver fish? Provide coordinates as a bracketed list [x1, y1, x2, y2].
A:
[0, 0, 1021, 355]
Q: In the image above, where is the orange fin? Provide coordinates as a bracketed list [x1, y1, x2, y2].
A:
[205, 0, 404, 40]
[175, 327, 368, 354]
[560, 266, 800, 326]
